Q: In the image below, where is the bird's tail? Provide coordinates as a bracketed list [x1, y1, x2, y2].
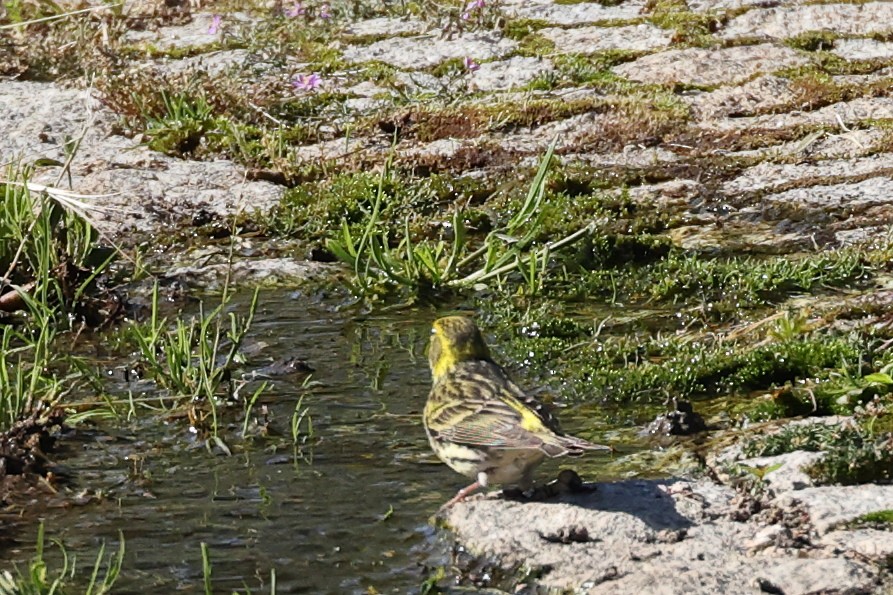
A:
[543, 434, 612, 457]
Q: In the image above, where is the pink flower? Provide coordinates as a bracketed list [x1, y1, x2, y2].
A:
[286, 2, 305, 17]
[207, 14, 222, 35]
[466, 0, 485, 10]
[292, 73, 322, 91]
[460, 11, 470, 19]
[463, 57, 480, 72]
[320, 4, 331, 19]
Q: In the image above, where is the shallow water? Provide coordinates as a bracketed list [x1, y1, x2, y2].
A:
[4, 290, 639, 593]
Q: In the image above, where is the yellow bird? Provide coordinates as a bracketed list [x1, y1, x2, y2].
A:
[424, 315, 609, 508]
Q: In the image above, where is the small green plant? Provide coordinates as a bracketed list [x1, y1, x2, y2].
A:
[0, 522, 124, 595]
[0, 166, 119, 431]
[201, 543, 213, 595]
[326, 140, 595, 299]
[143, 91, 218, 155]
[743, 416, 893, 485]
[125, 283, 265, 448]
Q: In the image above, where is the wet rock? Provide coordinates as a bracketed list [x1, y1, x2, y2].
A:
[540, 23, 672, 53]
[0, 407, 67, 514]
[164, 258, 341, 289]
[342, 32, 517, 69]
[613, 44, 809, 86]
[252, 357, 315, 378]
[642, 400, 708, 437]
[722, 2, 893, 39]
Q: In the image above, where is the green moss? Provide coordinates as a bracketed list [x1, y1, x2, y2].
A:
[515, 33, 557, 58]
[491, 305, 864, 403]
[743, 421, 893, 485]
[503, 18, 550, 41]
[853, 510, 893, 526]
[261, 170, 495, 240]
[571, 248, 871, 313]
[647, 0, 721, 45]
[552, 52, 637, 88]
[785, 31, 837, 52]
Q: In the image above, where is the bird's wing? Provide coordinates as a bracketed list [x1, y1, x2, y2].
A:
[425, 362, 558, 450]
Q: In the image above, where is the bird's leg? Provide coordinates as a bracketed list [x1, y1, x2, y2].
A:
[440, 480, 482, 511]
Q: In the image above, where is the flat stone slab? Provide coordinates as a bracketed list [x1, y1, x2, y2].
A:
[0, 81, 282, 240]
[613, 44, 809, 86]
[444, 478, 878, 593]
[342, 32, 517, 69]
[540, 23, 672, 53]
[757, 176, 893, 221]
[502, 0, 647, 25]
[779, 484, 893, 534]
[701, 96, 893, 132]
[121, 12, 250, 49]
[821, 529, 893, 560]
[722, 2, 893, 39]
[832, 38, 893, 61]
[722, 153, 893, 196]
[684, 75, 796, 119]
[342, 16, 428, 37]
[469, 56, 553, 92]
[687, 0, 785, 13]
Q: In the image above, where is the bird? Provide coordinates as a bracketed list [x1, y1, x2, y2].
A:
[423, 315, 610, 509]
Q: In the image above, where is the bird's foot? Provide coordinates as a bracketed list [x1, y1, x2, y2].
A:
[438, 479, 483, 512]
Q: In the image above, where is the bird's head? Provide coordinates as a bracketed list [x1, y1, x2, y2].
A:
[428, 316, 491, 381]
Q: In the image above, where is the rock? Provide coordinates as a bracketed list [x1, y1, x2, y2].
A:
[722, 2, 893, 39]
[540, 23, 672, 53]
[641, 400, 708, 437]
[444, 477, 879, 594]
[163, 258, 341, 289]
[684, 75, 796, 120]
[735, 451, 825, 492]
[613, 44, 809, 86]
[502, 0, 647, 25]
[469, 56, 554, 92]
[700, 96, 893, 132]
[821, 528, 893, 560]
[778, 484, 893, 535]
[122, 12, 252, 50]
[0, 80, 283, 242]
[342, 17, 428, 37]
[831, 38, 893, 61]
[342, 32, 517, 69]
[722, 154, 893, 197]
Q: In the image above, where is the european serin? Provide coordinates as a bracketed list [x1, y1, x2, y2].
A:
[424, 315, 609, 508]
